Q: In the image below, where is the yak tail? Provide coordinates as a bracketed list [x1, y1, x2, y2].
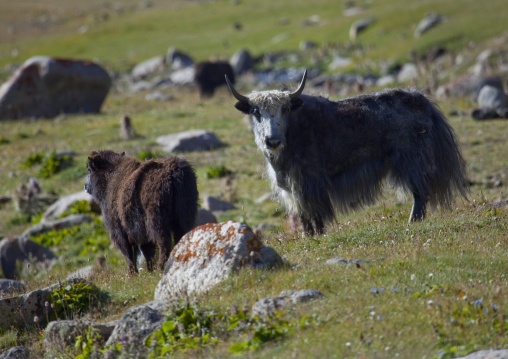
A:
[391, 99, 468, 210]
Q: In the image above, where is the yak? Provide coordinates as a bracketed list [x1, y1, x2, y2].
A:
[225, 70, 468, 235]
[85, 150, 199, 274]
[194, 61, 235, 98]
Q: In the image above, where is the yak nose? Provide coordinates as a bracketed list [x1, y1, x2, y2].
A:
[265, 138, 282, 149]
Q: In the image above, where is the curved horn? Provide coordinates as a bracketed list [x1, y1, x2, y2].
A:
[289, 70, 307, 98]
[225, 75, 249, 103]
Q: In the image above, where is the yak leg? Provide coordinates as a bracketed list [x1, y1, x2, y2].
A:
[313, 216, 325, 235]
[140, 242, 157, 272]
[300, 216, 315, 237]
[116, 239, 138, 274]
[409, 193, 427, 224]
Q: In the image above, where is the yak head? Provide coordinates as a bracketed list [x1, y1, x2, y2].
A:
[85, 150, 125, 201]
[226, 71, 307, 162]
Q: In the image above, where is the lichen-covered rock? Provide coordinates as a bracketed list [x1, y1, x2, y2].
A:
[0, 278, 96, 331]
[0, 346, 30, 359]
[104, 300, 172, 355]
[44, 319, 117, 355]
[251, 289, 324, 317]
[154, 221, 282, 300]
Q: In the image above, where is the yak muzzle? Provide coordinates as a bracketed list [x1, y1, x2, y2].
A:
[265, 138, 282, 150]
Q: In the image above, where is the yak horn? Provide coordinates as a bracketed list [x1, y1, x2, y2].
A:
[289, 70, 307, 98]
[225, 75, 249, 103]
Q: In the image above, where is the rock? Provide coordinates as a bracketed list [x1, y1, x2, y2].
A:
[166, 48, 194, 70]
[397, 63, 418, 82]
[436, 75, 503, 101]
[22, 214, 93, 238]
[145, 91, 173, 102]
[41, 191, 93, 222]
[477, 85, 507, 110]
[66, 265, 95, 280]
[201, 196, 236, 213]
[376, 75, 396, 87]
[104, 300, 172, 353]
[169, 67, 195, 85]
[196, 208, 217, 226]
[455, 350, 508, 359]
[0, 56, 111, 120]
[230, 49, 254, 75]
[325, 257, 373, 265]
[0, 346, 31, 359]
[0, 278, 96, 331]
[472, 108, 501, 120]
[13, 177, 56, 217]
[131, 56, 165, 80]
[0, 236, 57, 279]
[349, 17, 375, 41]
[299, 41, 317, 51]
[329, 55, 352, 70]
[44, 319, 117, 355]
[251, 289, 324, 317]
[414, 13, 444, 38]
[154, 221, 283, 299]
[0, 279, 26, 297]
[156, 129, 224, 153]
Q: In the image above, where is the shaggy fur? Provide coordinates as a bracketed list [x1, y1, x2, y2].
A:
[194, 61, 235, 98]
[85, 150, 199, 273]
[231, 85, 468, 235]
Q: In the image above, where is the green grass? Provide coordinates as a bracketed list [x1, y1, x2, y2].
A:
[0, 0, 507, 358]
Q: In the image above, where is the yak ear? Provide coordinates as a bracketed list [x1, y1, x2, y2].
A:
[234, 101, 251, 114]
[290, 97, 303, 111]
[120, 151, 125, 156]
[88, 155, 111, 171]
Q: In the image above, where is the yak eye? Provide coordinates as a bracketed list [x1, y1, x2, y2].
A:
[251, 107, 261, 121]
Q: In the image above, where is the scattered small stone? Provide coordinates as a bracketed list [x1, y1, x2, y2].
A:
[251, 289, 324, 317]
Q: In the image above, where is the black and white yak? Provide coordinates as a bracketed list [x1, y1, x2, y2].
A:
[225, 70, 468, 235]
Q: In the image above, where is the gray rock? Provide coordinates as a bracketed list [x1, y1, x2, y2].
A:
[66, 265, 94, 280]
[169, 67, 195, 85]
[329, 55, 352, 70]
[251, 289, 323, 317]
[477, 85, 507, 110]
[145, 91, 173, 102]
[0, 236, 57, 279]
[349, 17, 375, 41]
[23, 214, 93, 238]
[0, 279, 26, 296]
[157, 129, 224, 153]
[299, 41, 318, 51]
[325, 257, 373, 265]
[414, 13, 444, 38]
[0, 278, 96, 331]
[0, 56, 111, 120]
[196, 208, 217, 226]
[41, 191, 93, 222]
[230, 49, 254, 75]
[0, 346, 30, 359]
[455, 350, 508, 359]
[436, 75, 503, 101]
[131, 56, 165, 80]
[44, 319, 117, 355]
[397, 63, 418, 83]
[104, 300, 172, 353]
[166, 48, 194, 70]
[201, 195, 236, 213]
[154, 221, 283, 299]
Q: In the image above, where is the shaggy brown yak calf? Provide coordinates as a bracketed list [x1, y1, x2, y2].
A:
[85, 150, 199, 274]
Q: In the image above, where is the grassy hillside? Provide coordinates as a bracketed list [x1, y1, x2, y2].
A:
[0, 0, 507, 358]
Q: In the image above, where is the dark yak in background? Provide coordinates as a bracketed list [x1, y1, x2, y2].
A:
[194, 61, 235, 98]
[226, 71, 468, 235]
[85, 150, 199, 274]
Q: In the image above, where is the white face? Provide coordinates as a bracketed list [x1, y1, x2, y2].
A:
[250, 104, 289, 161]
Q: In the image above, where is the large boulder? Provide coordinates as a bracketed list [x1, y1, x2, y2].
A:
[156, 129, 224, 153]
[154, 221, 283, 300]
[0, 236, 57, 279]
[477, 85, 508, 110]
[44, 319, 117, 355]
[41, 191, 93, 222]
[0, 346, 31, 359]
[0, 56, 111, 120]
[0, 278, 96, 331]
[104, 299, 172, 355]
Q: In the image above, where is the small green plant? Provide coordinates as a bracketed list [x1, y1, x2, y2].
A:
[138, 149, 160, 161]
[0, 136, 10, 145]
[19, 153, 44, 169]
[50, 280, 101, 320]
[74, 328, 102, 359]
[206, 164, 232, 179]
[19, 151, 74, 178]
[60, 200, 96, 217]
